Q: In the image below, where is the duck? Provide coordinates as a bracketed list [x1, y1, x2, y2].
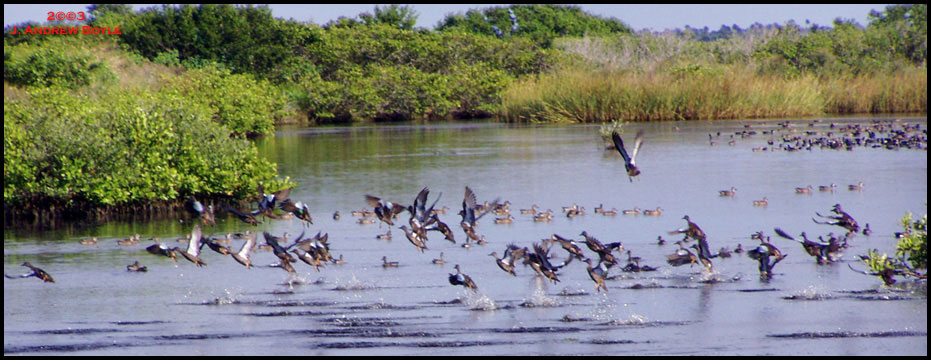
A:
[580, 231, 617, 265]
[594, 204, 604, 214]
[375, 229, 392, 240]
[862, 223, 872, 236]
[566, 207, 586, 218]
[549, 234, 586, 261]
[448, 264, 478, 291]
[350, 208, 367, 217]
[292, 248, 325, 272]
[582, 258, 608, 293]
[365, 194, 406, 226]
[533, 210, 553, 222]
[263, 231, 296, 268]
[611, 129, 645, 182]
[5, 262, 54, 283]
[734, 243, 745, 254]
[602, 208, 618, 216]
[795, 185, 813, 194]
[622, 206, 641, 215]
[117, 234, 141, 246]
[717, 247, 732, 258]
[656, 236, 667, 246]
[520, 204, 539, 215]
[223, 203, 259, 226]
[719, 187, 737, 197]
[642, 207, 662, 216]
[427, 214, 456, 244]
[79, 237, 98, 245]
[146, 238, 177, 262]
[848, 181, 864, 191]
[753, 197, 768, 207]
[819, 183, 837, 192]
[204, 235, 231, 256]
[332, 211, 340, 220]
[494, 214, 514, 224]
[430, 206, 449, 215]
[665, 241, 698, 267]
[126, 261, 148, 272]
[489, 251, 516, 276]
[332, 254, 346, 265]
[187, 196, 216, 226]
[399, 225, 428, 253]
[382, 256, 399, 268]
[432, 252, 446, 265]
[357, 218, 376, 225]
[230, 231, 257, 269]
[668, 215, 707, 242]
[626, 250, 641, 267]
[174, 225, 207, 267]
[278, 199, 313, 227]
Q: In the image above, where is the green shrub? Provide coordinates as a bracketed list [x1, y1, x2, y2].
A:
[4, 47, 102, 89]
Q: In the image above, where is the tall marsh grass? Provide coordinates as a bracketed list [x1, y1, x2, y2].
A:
[500, 66, 825, 123]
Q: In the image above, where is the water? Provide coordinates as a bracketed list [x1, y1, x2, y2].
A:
[4, 116, 927, 355]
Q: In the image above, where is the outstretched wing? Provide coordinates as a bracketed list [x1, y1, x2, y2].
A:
[612, 131, 632, 164]
[629, 130, 644, 165]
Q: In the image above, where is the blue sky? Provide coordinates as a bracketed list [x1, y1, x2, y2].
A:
[4, 4, 889, 31]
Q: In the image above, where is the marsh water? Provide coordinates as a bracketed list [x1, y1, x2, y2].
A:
[4, 116, 927, 355]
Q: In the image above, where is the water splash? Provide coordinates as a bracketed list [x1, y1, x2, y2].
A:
[332, 273, 377, 291]
[784, 285, 835, 300]
[520, 276, 559, 307]
[462, 291, 497, 311]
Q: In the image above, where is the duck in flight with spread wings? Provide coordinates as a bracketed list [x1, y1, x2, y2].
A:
[612, 130, 644, 182]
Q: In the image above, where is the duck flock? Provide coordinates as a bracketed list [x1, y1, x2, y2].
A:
[8, 123, 924, 291]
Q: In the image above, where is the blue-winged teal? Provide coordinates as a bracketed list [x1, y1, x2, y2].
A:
[594, 204, 604, 214]
[550, 234, 586, 261]
[642, 207, 662, 216]
[448, 264, 478, 291]
[376, 229, 392, 240]
[188, 196, 216, 226]
[774, 228, 839, 265]
[566, 206, 585, 218]
[862, 223, 871, 236]
[622, 206, 641, 215]
[357, 217, 376, 225]
[5, 262, 55, 283]
[263, 231, 296, 267]
[602, 208, 618, 216]
[718, 247, 732, 258]
[812, 203, 860, 233]
[734, 243, 744, 254]
[117, 234, 141, 246]
[332, 254, 346, 265]
[532, 209, 553, 222]
[656, 236, 667, 245]
[146, 238, 178, 262]
[665, 241, 698, 267]
[426, 214, 456, 244]
[431, 206, 449, 215]
[399, 225, 428, 253]
[819, 183, 837, 192]
[719, 187, 737, 197]
[795, 185, 813, 194]
[753, 197, 768, 207]
[626, 250, 641, 266]
[582, 258, 608, 293]
[520, 204, 539, 215]
[848, 181, 864, 191]
[293, 248, 325, 272]
[668, 215, 706, 242]
[279, 199, 313, 227]
[365, 194, 406, 226]
[223, 203, 259, 226]
[126, 261, 147, 272]
[612, 129, 644, 182]
[79, 237, 98, 245]
[494, 214, 514, 224]
[382, 256, 399, 268]
[230, 231, 256, 269]
[332, 211, 340, 220]
[204, 235, 231, 256]
[459, 186, 499, 245]
[580, 231, 617, 266]
[562, 203, 579, 213]
[174, 225, 207, 267]
[432, 252, 446, 265]
[489, 251, 516, 276]
[350, 208, 367, 217]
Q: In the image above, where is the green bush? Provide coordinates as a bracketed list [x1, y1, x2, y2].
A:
[4, 87, 291, 207]
[4, 47, 102, 89]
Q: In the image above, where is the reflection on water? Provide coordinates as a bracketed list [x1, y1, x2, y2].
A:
[4, 116, 927, 355]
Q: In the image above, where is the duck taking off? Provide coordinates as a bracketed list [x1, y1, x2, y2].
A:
[612, 129, 644, 182]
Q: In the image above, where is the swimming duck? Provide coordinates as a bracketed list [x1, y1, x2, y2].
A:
[795, 185, 813, 194]
[622, 207, 641, 215]
[642, 207, 662, 216]
[862, 223, 872, 236]
[566, 207, 585, 218]
[430, 206, 449, 215]
[848, 181, 864, 191]
[448, 264, 478, 291]
[432, 252, 446, 265]
[818, 183, 837, 192]
[117, 234, 141, 246]
[719, 187, 737, 197]
[126, 261, 147, 272]
[5, 262, 55, 283]
[594, 204, 604, 214]
[399, 225, 428, 253]
[376, 229, 392, 240]
[494, 214, 514, 224]
[626, 250, 641, 266]
[665, 241, 698, 267]
[734, 243, 744, 254]
[602, 208, 618, 216]
[656, 236, 667, 246]
[357, 218, 376, 225]
[533, 210, 553, 222]
[350, 208, 367, 217]
[753, 197, 768, 207]
[332, 211, 340, 220]
[332, 254, 346, 265]
[582, 258, 608, 293]
[230, 231, 256, 269]
[174, 225, 207, 267]
[382, 256, 399, 268]
[79, 237, 98, 245]
[612, 129, 645, 182]
[520, 205, 539, 215]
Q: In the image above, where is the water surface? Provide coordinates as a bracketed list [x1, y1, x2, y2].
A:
[4, 116, 927, 355]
